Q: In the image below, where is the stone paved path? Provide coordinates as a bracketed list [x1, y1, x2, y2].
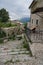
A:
[0, 40, 35, 65]
[0, 38, 43, 65]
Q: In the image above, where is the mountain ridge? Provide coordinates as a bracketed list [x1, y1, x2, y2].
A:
[19, 17, 30, 23]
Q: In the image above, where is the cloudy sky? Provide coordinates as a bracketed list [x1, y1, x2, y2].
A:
[0, 0, 33, 20]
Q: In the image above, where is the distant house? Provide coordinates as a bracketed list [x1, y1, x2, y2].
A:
[29, 0, 43, 30]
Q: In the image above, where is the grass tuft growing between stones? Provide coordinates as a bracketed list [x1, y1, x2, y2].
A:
[5, 59, 14, 64]
[11, 49, 14, 52]
[23, 40, 29, 50]
[23, 34, 33, 57]
[15, 59, 20, 62]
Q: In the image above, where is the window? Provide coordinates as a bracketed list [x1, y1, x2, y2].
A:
[36, 20, 38, 25]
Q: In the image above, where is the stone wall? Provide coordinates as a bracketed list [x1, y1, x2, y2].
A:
[2, 27, 17, 37]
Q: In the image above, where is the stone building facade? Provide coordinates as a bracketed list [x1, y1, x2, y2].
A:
[29, 0, 43, 30]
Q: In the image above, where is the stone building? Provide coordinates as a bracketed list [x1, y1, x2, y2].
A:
[28, 0, 43, 60]
[29, 0, 43, 30]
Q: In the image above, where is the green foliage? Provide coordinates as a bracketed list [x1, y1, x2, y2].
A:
[0, 29, 6, 38]
[0, 39, 3, 44]
[15, 59, 20, 62]
[0, 29, 6, 44]
[17, 36, 22, 40]
[8, 34, 15, 41]
[24, 23, 27, 29]
[4, 22, 11, 27]
[0, 8, 9, 22]
[11, 49, 14, 52]
[0, 22, 17, 27]
[23, 35, 29, 50]
[5, 59, 14, 64]
[23, 35, 33, 56]
[0, 22, 2, 27]
[5, 22, 17, 27]
[23, 40, 29, 50]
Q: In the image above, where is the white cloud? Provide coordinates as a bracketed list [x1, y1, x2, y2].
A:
[0, 0, 33, 20]
[9, 12, 20, 20]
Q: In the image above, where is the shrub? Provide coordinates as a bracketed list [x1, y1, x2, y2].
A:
[5, 22, 11, 27]
[0, 30, 6, 38]
[8, 35, 15, 40]
[0, 22, 17, 27]
[17, 36, 22, 40]
[0, 22, 2, 27]
[0, 39, 3, 44]
[0, 29, 6, 44]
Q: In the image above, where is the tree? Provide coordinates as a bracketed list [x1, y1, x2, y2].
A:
[0, 8, 9, 22]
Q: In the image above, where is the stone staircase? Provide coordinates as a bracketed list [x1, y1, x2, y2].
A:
[0, 40, 35, 65]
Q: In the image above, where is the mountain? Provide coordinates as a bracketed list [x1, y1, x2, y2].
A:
[19, 17, 30, 23]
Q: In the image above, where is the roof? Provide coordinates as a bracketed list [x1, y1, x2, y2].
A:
[32, 7, 43, 13]
[29, 0, 37, 8]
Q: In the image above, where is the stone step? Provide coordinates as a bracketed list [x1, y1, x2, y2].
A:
[0, 51, 29, 56]
[0, 48, 28, 53]
[0, 54, 34, 63]
[0, 49, 27, 52]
